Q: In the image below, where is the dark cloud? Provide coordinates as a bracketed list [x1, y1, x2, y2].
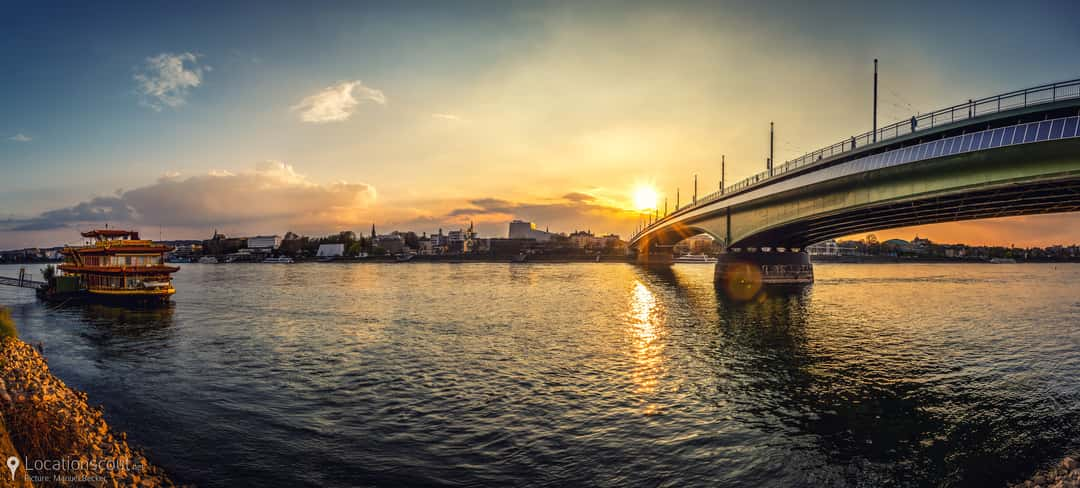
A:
[562, 192, 596, 202]
[435, 193, 634, 237]
[1, 162, 375, 232]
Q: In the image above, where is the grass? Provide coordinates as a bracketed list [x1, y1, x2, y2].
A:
[0, 307, 16, 339]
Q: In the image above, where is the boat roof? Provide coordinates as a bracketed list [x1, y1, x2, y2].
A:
[82, 229, 140, 239]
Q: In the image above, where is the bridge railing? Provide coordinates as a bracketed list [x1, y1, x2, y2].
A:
[632, 77, 1080, 241]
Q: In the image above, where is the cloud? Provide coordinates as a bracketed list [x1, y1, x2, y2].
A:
[134, 52, 208, 111]
[444, 194, 632, 226]
[1, 161, 376, 232]
[562, 192, 595, 202]
[292, 80, 386, 123]
[8, 133, 31, 142]
[431, 113, 464, 121]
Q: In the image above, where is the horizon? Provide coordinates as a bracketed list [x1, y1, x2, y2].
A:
[4, 1, 1080, 249]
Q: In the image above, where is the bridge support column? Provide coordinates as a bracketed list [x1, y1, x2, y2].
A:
[715, 249, 813, 298]
[632, 244, 674, 266]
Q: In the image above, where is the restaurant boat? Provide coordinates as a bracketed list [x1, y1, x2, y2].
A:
[38, 229, 179, 304]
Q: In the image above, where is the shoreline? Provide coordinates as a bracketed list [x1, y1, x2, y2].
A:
[0, 330, 179, 487]
[1009, 455, 1080, 487]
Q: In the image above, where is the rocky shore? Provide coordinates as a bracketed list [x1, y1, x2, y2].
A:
[1011, 456, 1080, 488]
[0, 333, 179, 487]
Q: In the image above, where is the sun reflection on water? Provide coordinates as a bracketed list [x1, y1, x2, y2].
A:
[628, 280, 665, 414]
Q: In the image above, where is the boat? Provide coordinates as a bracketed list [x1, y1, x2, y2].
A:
[39, 229, 179, 304]
[263, 257, 295, 263]
[990, 257, 1017, 264]
[197, 256, 219, 264]
[395, 254, 415, 263]
[673, 254, 718, 264]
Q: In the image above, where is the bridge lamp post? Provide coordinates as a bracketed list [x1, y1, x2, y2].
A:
[873, 58, 878, 143]
[768, 122, 774, 177]
[720, 155, 725, 194]
[693, 174, 698, 205]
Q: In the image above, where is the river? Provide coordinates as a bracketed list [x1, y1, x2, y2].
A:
[0, 262, 1078, 487]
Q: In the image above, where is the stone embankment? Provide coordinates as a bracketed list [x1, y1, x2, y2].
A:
[1011, 456, 1080, 488]
[0, 335, 179, 487]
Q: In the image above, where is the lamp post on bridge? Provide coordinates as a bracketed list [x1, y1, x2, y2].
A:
[720, 155, 725, 194]
[768, 122, 774, 177]
[676, 188, 680, 210]
[693, 174, 698, 205]
[873, 58, 878, 143]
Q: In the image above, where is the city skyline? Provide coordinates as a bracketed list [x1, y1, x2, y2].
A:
[4, 1, 1080, 249]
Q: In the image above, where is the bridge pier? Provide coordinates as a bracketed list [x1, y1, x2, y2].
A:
[715, 249, 813, 298]
[634, 247, 674, 266]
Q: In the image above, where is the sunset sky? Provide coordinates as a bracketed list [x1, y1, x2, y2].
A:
[3, 1, 1080, 249]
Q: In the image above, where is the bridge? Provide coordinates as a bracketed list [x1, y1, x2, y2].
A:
[628, 78, 1080, 289]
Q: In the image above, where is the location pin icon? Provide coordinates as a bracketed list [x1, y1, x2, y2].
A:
[6, 456, 18, 480]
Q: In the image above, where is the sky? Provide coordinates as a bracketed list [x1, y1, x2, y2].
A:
[2, 0, 1080, 249]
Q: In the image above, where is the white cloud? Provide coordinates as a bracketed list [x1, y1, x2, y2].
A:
[134, 52, 208, 111]
[292, 80, 386, 123]
[8, 133, 31, 142]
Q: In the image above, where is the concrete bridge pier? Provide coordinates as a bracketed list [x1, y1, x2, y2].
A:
[714, 249, 813, 297]
[633, 245, 675, 266]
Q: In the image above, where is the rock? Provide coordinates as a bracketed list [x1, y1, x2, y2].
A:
[1066, 457, 1079, 470]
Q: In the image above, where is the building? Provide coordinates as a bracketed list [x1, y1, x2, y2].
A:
[807, 239, 841, 256]
[674, 234, 716, 255]
[488, 238, 537, 257]
[202, 231, 246, 256]
[247, 235, 282, 250]
[568, 230, 598, 249]
[374, 234, 405, 255]
[509, 220, 554, 242]
[417, 237, 435, 255]
[442, 222, 478, 254]
[317, 243, 345, 257]
[599, 234, 625, 252]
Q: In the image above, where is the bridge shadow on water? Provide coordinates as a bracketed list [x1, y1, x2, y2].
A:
[632, 265, 1058, 487]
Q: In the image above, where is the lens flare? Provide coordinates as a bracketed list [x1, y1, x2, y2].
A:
[633, 186, 658, 210]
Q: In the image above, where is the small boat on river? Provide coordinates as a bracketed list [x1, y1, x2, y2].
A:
[673, 254, 718, 264]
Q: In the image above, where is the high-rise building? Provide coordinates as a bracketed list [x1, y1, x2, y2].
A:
[508, 220, 554, 242]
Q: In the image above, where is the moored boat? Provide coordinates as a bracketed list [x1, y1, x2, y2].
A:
[263, 257, 295, 263]
[39, 229, 179, 305]
[673, 253, 718, 264]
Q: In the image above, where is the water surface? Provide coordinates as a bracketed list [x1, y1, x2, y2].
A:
[1, 262, 1078, 487]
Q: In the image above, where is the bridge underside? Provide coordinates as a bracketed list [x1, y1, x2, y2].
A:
[742, 176, 1080, 249]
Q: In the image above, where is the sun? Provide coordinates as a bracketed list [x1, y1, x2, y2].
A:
[633, 186, 658, 210]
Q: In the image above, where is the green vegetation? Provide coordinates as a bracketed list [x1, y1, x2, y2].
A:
[0, 307, 17, 339]
[41, 264, 56, 283]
